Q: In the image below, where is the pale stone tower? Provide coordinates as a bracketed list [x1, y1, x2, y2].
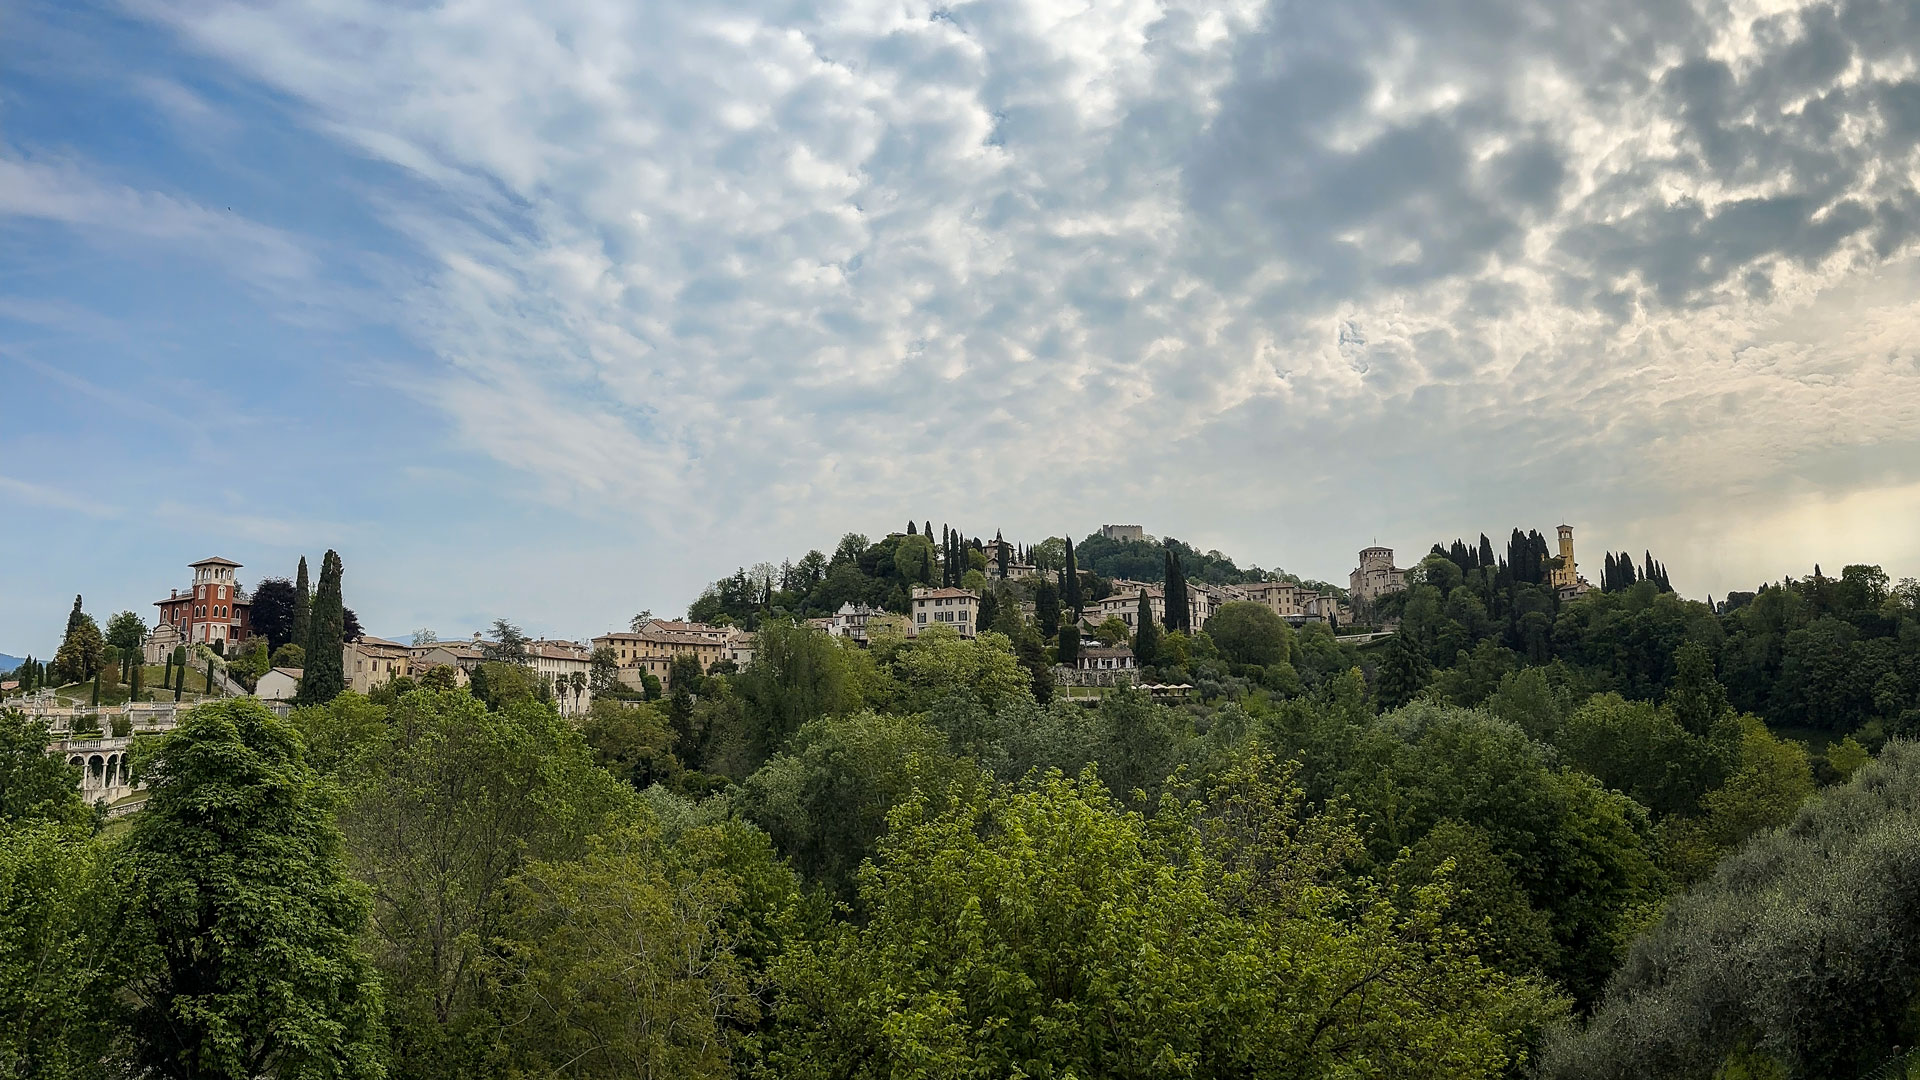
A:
[1550, 525, 1578, 589]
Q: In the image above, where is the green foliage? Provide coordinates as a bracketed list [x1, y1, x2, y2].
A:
[53, 596, 106, 686]
[468, 660, 537, 710]
[0, 821, 114, 1079]
[0, 709, 95, 828]
[743, 711, 979, 900]
[271, 642, 306, 669]
[1132, 591, 1160, 666]
[104, 610, 147, 658]
[734, 620, 859, 765]
[1373, 630, 1431, 710]
[763, 767, 1564, 1079]
[879, 626, 1032, 716]
[489, 822, 766, 1079]
[295, 551, 345, 705]
[292, 557, 312, 662]
[330, 690, 628, 1076]
[116, 698, 384, 1079]
[580, 696, 679, 790]
[1207, 600, 1291, 667]
[892, 534, 936, 586]
[1542, 741, 1920, 1079]
[1553, 694, 1736, 819]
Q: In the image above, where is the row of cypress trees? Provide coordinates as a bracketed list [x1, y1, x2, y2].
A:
[294, 551, 346, 705]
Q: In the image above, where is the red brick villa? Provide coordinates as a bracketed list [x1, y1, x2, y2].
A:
[153, 556, 254, 651]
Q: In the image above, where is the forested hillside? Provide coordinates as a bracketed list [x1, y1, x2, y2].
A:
[5, 534, 1919, 1079]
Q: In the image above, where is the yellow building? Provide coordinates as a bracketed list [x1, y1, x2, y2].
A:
[592, 623, 729, 690]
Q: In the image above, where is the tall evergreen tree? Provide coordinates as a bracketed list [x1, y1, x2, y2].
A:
[296, 551, 346, 705]
[1063, 537, 1082, 617]
[291, 557, 312, 658]
[996, 531, 1010, 579]
[1058, 620, 1080, 666]
[1162, 548, 1190, 633]
[1478, 533, 1496, 571]
[1375, 629, 1432, 709]
[1133, 590, 1160, 667]
[907, 520, 916, 536]
[1034, 577, 1061, 642]
[53, 596, 106, 685]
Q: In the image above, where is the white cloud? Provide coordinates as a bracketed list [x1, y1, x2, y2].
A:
[0, 156, 312, 280]
[122, 0, 1920, 594]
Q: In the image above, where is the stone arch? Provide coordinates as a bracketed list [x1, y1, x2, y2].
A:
[87, 755, 105, 786]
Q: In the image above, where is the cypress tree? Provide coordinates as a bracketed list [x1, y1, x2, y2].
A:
[907, 521, 916, 536]
[924, 520, 933, 542]
[1063, 537, 1081, 617]
[1478, 533, 1496, 571]
[1034, 577, 1060, 641]
[1133, 590, 1160, 667]
[206, 658, 216, 695]
[297, 550, 346, 705]
[978, 588, 999, 634]
[130, 662, 143, 701]
[91, 672, 100, 706]
[996, 531, 1010, 579]
[1058, 620, 1080, 666]
[174, 666, 183, 703]
[291, 557, 312, 658]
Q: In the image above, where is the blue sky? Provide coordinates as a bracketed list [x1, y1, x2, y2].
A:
[4, 0, 1919, 656]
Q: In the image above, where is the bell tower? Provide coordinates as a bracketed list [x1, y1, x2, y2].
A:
[1551, 525, 1578, 588]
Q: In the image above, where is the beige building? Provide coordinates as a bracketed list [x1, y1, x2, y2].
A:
[1349, 547, 1407, 612]
[345, 636, 412, 694]
[1100, 524, 1145, 542]
[527, 640, 595, 716]
[910, 586, 979, 637]
[1240, 580, 1345, 627]
[592, 623, 729, 691]
[1092, 581, 1246, 632]
[255, 667, 302, 701]
[409, 640, 484, 685]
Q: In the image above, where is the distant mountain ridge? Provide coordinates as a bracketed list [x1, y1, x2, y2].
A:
[0, 654, 25, 675]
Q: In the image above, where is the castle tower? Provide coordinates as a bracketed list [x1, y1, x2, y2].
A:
[1550, 526, 1578, 589]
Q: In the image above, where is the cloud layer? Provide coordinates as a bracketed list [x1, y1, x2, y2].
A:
[63, 0, 1920, 598]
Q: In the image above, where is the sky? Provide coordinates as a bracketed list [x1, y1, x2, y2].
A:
[2, 0, 1919, 655]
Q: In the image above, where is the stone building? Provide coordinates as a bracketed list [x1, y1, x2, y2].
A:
[1100, 524, 1145, 542]
[344, 636, 412, 694]
[592, 623, 729, 691]
[910, 586, 979, 638]
[1349, 547, 1407, 612]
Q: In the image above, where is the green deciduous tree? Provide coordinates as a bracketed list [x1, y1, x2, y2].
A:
[105, 611, 146, 661]
[0, 820, 114, 1078]
[734, 621, 858, 765]
[330, 690, 628, 1077]
[743, 711, 979, 900]
[490, 823, 763, 1079]
[763, 767, 1562, 1079]
[1206, 601, 1291, 667]
[115, 698, 384, 1080]
[1542, 742, 1920, 1079]
[0, 710, 93, 829]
